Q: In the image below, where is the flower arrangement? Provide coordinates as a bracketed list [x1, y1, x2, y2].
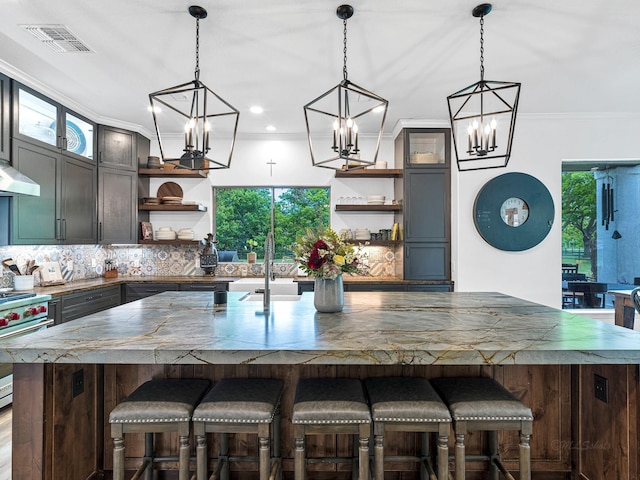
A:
[293, 227, 368, 280]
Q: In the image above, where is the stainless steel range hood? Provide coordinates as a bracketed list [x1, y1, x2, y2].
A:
[0, 163, 40, 196]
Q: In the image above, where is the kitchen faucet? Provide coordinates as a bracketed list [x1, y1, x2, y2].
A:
[263, 232, 275, 311]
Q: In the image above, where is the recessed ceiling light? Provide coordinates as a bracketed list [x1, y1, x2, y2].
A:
[250, 106, 264, 114]
[265, 125, 276, 131]
[373, 105, 386, 113]
[147, 105, 161, 113]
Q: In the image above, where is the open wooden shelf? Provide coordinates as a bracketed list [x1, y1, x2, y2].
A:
[138, 168, 208, 178]
[348, 240, 402, 247]
[139, 239, 201, 245]
[335, 204, 401, 212]
[334, 168, 403, 178]
[138, 204, 207, 212]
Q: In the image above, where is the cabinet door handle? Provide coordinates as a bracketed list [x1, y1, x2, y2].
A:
[63, 137, 68, 151]
[62, 219, 67, 241]
[56, 218, 61, 240]
[99, 151, 103, 163]
[99, 222, 103, 242]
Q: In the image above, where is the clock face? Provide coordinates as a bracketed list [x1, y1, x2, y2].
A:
[474, 173, 554, 251]
[500, 197, 529, 227]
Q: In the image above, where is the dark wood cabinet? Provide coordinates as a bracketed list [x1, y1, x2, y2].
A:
[59, 285, 122, 323]
[0, 73, 9, 161]
[60, 154, 97, 243]
[97, 125, 137, 171]
[97, 130, 149, 244]
[179, 283, 228, 292]
[98, 167, 137, 244]
[11, 140, 97, 244]
[395, 128, 451, 281]
[124, 283, 180, 303]
[12, 81, 96, 163]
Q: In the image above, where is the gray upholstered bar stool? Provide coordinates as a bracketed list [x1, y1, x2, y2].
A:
[109, 378, 211, 480]
[292, 378, 371, 480]
[431, 377, 533, 480]
[364, 377, 452, 480]
[192, 378, 284, 480]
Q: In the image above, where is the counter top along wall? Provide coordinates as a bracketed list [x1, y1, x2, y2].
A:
[2, 291, 640, 366]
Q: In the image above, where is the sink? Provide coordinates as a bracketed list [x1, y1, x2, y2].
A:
[229, 277, 298, 295]
[240, 293, 302, 302]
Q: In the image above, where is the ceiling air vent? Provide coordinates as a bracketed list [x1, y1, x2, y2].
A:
[20, 24, 94, 53]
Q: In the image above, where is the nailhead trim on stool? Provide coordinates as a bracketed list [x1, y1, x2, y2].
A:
[292, 378, 371, 480]
[365, 377, 452, 480]
[431, 377, 533, 480]
[109, 378, 211, 480]
[192, 378, 284, 480]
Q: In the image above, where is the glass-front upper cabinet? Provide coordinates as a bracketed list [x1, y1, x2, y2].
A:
[394, 128, 451, 168]
[13, 82, 95, 161]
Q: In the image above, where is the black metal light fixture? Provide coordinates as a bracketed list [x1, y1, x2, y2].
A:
[149, 5, 239, 171]
[304, 4, 388, 171]
[447, 3, 521, 171]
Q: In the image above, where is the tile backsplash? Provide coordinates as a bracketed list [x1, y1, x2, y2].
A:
[0, 244, 398, 288]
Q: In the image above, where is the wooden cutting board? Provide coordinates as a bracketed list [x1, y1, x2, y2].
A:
[157, 181, 183, 199]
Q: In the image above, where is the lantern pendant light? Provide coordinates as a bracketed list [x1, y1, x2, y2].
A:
[447, 3, 521, 171]
[304, 4, 388, 171]
[149, 5, 239, 171]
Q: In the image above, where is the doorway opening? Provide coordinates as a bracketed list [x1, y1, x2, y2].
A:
[562, 160, 640, 308]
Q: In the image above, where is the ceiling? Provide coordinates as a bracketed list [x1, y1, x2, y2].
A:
[0, 0, 639, 139]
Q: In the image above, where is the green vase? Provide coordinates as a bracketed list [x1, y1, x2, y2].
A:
[314, 276, 344, 313]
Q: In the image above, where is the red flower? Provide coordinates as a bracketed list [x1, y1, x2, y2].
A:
[307, 248, 326, 270]
[313, 239, 328, 250]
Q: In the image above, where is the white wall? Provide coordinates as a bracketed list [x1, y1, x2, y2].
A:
[150, 114, 640, 308]
[455, 114, 640, 308]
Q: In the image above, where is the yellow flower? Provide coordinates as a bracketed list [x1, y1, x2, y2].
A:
[334, 255, 345, 266]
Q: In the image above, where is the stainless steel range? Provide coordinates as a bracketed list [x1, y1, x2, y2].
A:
[0, 292, 52, 408]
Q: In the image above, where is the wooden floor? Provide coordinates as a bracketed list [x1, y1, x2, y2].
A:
[0, 405, 10, 480]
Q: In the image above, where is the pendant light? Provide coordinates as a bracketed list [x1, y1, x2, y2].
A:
[304, 4, 388, 171]
[149, 6, 239, 171]
[447, 3, 521, 171]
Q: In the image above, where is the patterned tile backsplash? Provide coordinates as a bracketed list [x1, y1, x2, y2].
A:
[0, 244, 398, 288]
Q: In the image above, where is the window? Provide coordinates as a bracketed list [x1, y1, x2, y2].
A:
[214, 187, 330, 261]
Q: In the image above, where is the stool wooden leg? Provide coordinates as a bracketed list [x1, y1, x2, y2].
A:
[519, 433, 531, 480]
[294, 425, 305, 480]
[220, 433, 230, 480]
[358, 424, 370, 480]
[112, 435, 125, 480]
[195, 434, 207, 480]
[373, 432, 384, 480]
[437, 432, 449, 480]
[144, 432, 154, 480]
[488, 431, 498, 480]
[259, 424, 270, 480]
[179, 434, 190, 480]
[454, 433, 465, 480]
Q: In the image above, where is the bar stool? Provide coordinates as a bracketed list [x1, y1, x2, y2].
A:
[364, 377, 451, 480]
[431, 377, 533, 480]
[292, 378, 371, 480]
[192, 378, 284, 480]
[109, 378, 211, 480]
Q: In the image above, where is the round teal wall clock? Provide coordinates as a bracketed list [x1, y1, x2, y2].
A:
[473, 172, 554, 251]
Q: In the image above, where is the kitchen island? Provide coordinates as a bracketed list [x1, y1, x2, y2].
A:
[1, 291, 638, 479]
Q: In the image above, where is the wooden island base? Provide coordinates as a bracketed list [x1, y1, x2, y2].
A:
[12, 362, 639, 480]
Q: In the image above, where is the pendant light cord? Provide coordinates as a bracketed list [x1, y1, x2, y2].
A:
[479, 15, 485, 82]
[195, 16, 201, 81]
[343, 17, 348, 81]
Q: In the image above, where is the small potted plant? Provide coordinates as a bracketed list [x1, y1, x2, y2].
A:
[246, 238, 258, 263]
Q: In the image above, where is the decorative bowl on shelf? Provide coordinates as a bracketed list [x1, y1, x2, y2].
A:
[367, 194, 385, 205]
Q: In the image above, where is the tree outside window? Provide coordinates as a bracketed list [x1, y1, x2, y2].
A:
[214, 187, 330, 261]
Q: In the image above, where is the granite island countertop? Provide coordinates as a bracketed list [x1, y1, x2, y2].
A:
[1, 291, 639, 366]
